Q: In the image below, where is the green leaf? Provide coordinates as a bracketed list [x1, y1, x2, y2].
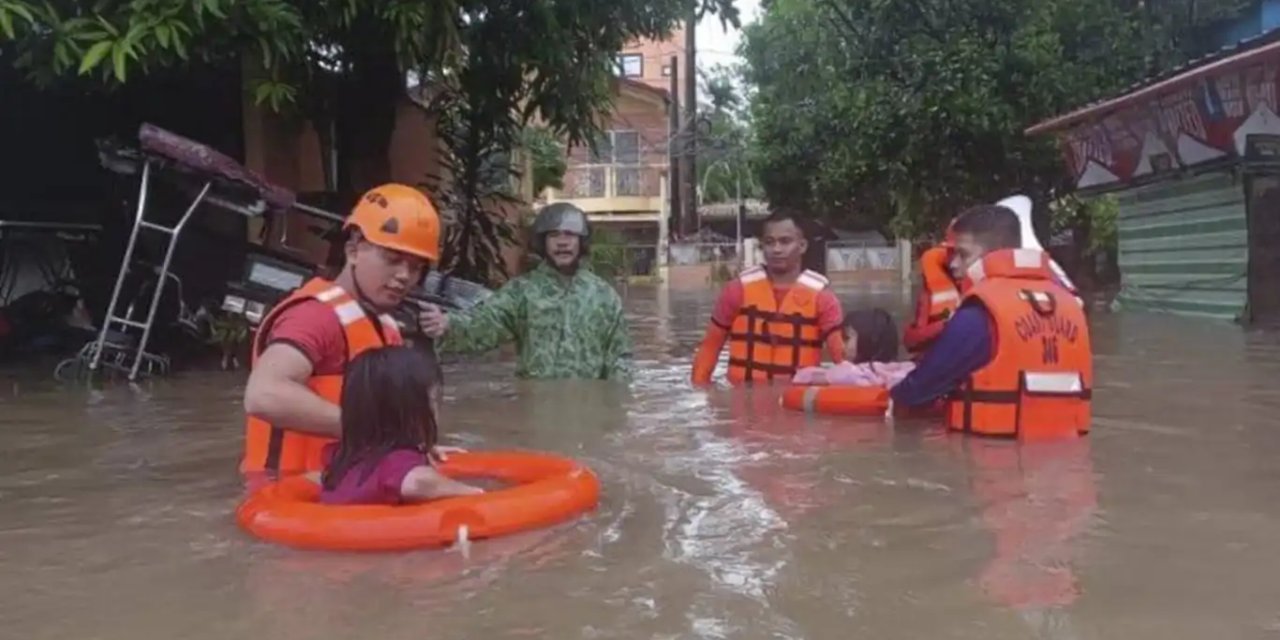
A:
[123, 21, 146, 48]
[70, 30, 108, 42]
[0, 10, 13, 39]
[253, 81, 271, 104]
[6, 3, 34, 23]
[97, 16, 119, 37]
[171, 29, 187, 59]
[155, 23, 169, 48]
[62, 17, 93, 32]
[38, 0, 60, 23]
[204, 0, 225, 19]
[79, 40, 114, 74]
[112, 42, 128, 82]
[54, 40, 72, 69]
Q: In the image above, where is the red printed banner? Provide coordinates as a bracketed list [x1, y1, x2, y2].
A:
[1056, 60, 1280, 189]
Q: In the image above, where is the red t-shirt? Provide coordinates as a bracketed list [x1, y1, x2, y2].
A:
[262, 300, 346, 375]
[711, 279, 844, 336]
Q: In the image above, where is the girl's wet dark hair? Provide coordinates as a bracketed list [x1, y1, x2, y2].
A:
[844, 308, 900, 363]
[321, 345, 443, 490]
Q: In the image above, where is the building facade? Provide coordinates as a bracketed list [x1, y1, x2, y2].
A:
[541, 29, 687, 258]
[1028, 6, 1280, 323]
[613, 26, 688, 95]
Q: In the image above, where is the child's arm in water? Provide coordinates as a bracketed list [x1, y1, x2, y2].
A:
[399, 465, 485, 501]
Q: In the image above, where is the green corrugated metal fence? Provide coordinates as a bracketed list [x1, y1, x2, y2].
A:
[1114, 171, 1248, 320]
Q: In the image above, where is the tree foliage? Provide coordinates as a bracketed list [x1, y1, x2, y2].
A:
[1131, 0, 1257, 69]
[2, 1, 738, 142]
[1, 0, 739, 284]
[521, 126, 567, 196]
[696, 64, 762, 204]
[741, 0, 1251, 239]
[1051, 193, 1118, 254]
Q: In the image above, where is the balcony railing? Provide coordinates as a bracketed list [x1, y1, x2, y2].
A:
[558, 163, 666, 200]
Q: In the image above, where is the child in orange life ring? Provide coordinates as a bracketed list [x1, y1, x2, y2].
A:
[791, 309, 916, 388]
[319, 345, 483, 505]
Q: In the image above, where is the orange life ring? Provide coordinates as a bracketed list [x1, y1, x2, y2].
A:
[780, 385, 891, 416]
[236, 451, 601, 552]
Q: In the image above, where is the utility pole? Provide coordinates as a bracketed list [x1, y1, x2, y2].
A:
[680, 7, 698, 236]
[667, 54, 681, 238]
[735, 171, 744, 262]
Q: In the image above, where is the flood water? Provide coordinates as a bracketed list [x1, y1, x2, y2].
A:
[4, 284, 1280, 639]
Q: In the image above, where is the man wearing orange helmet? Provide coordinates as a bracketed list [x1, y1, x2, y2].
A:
[241, 183, 452, 479]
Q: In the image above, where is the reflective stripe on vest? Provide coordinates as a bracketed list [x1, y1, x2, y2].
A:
[240, 277, 403, 475]
[946, 249, 1092, 440]
[929, 290, 960, 320]
[727, 267, 828, 384]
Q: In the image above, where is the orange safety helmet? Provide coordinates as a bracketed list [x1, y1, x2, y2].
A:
[344, 183, 441, 262]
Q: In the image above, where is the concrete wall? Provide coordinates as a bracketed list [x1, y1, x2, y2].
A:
[826, 246, 899, 272]
[1114, 171, 1248, 319]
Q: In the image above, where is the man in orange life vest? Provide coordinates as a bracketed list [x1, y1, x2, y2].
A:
[890, 204, 1093, 439]
[902, 219, 962, 358]
[692, 211, 846, 385]
[241, 184, 448, 478]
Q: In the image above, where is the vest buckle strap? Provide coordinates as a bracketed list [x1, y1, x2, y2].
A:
[952, 388, 1021, 404]
[728, 332, 823, 349]
[739, 306, 821, 326]
[727, 358, 797, 377]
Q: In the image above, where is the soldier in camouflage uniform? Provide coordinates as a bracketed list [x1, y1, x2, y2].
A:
[419, 203, 633, 380]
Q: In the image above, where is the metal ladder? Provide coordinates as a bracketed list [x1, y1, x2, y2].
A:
[87, 161, 212, 380]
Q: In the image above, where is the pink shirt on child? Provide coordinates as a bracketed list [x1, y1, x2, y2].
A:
[319, 447, 426, 505]
[791, 361, 916, 388]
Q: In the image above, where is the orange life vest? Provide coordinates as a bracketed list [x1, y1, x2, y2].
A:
[903, 246, 960, 355]
[946, 249, 1092, 440]
[240, 277, 403, 475]
[726, 267, 829, 384]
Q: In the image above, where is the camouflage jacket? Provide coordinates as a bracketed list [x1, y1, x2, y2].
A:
[439, 262, 633, 380]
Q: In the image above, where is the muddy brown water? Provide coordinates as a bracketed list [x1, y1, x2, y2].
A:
[3, 284, 1280, 639]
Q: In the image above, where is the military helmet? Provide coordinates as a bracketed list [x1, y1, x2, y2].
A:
[532, 202, 591, 238]
[531, 202, 591, 258]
